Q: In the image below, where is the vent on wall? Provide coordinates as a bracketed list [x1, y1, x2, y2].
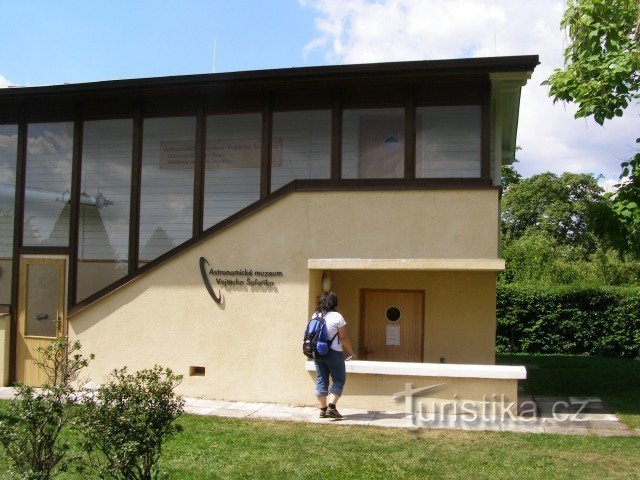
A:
[189, 366, 206, 377]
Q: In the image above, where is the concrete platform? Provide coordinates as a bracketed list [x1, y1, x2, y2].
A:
[0, 387, 636, 436]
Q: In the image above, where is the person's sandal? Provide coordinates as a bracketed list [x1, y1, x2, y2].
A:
[326, 406, 343, 419]
[319, 409, 328, 418]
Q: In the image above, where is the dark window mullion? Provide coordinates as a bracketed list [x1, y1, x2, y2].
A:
[9, 118, 27, 384]
[128, 106, 143, 274]
[68, 110, 84, 308]
[481, 78, 491, 181]
[260, 95, 273, 198]
[404, 88, 416, 179]
[331, 90, 342, 181]
[193, 101, 206, 236]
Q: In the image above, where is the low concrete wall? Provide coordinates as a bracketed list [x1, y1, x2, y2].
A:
[305, 360, 522, 415]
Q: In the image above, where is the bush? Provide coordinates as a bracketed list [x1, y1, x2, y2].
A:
[0, 337, 93, 480]
[77, 366, 184, 480]
[497, 285, 640, 357]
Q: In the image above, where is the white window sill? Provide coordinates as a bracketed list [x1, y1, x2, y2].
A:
[305, 360, 526, 380]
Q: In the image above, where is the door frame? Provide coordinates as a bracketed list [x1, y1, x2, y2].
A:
[359, 288, 425, 362]
[15, 254, 68, 385]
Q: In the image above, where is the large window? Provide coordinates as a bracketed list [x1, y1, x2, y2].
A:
[271, 110, 331, 191]
[342, 108, 404, 179]
[203, 113, 262, 229]
[139, 116, 196, 262]
[415, 106, 481, 178]
[23, 122, 74, 246]
[0, 125, 18, 304]
[77, 119, 133, 301]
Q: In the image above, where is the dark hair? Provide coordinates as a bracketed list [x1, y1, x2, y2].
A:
[317, 291, 338, 314]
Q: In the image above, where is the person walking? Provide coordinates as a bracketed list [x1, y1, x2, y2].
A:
[312, 291, 356, 419]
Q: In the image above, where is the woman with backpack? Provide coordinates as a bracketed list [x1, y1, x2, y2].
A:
[311, 291, 357, 419]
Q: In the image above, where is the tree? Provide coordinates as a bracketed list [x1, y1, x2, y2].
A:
[501, 158, 522, 193]
[501, 172, 613, 256]
[545, 0, 640, 256]
[545, 0, 639, 125]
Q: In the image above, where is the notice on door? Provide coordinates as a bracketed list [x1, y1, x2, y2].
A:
[385, 325, 400, 346]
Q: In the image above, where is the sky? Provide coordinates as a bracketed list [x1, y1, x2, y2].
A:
[0, 0, 637, 187]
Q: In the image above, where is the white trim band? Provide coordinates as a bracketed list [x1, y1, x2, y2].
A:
[308, 258, 506, 271]
[305, 360, 526, 380]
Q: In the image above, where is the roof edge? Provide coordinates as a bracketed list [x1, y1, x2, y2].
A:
[1, 55, 539, 98]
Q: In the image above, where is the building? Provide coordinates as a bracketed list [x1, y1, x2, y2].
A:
[0, 56, 538, 414]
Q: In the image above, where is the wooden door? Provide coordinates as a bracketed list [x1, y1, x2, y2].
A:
[16, 256, 67, 386]
[358, 114, 404, 178]
[361, 289, 424, 362]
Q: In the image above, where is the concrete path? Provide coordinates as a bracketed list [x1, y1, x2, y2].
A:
[0, 387, 636, 436]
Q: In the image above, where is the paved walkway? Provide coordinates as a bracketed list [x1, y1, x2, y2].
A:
[0, 387, 636, 436]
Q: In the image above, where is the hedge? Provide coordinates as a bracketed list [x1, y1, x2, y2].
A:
[496, 285, 640, 358]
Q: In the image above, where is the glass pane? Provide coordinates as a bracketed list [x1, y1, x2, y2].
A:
[23, 122, 74, 246]
[271, 110, 331, 191]
[0, 125, 18, 304]
[77, 119, 133, 301]
[416, 106, 481, 178]
[139, 116, 196, 262]
[203, 113, 261, 229]
[342, 108, 404, 179]
[25, 263, 59, 337]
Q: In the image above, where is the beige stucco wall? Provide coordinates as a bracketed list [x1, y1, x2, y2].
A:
[69, 189, 507, 410]
[331, 270, 497, 365]
[0, 259, 12, 305]
[0, 312, 10, 386]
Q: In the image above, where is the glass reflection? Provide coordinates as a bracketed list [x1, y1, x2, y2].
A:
[203, 113, 261, 229]
[342, 108, 404, 179]
[271, 110, 331, 191]
[139, 116, 196, 262]
[0, 124, 18, 304]
[77, 119, 133, 301]
[23, 122, 74, 246]
[415, 106, 481, 178]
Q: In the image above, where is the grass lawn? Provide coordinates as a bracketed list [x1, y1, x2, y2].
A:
[1, 354, 639, 479]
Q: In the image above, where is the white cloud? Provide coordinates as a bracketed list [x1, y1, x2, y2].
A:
[301, 0, 639, 179]
[0, 74, 11, 88]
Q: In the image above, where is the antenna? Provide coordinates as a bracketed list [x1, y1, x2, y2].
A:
[493, 20, 497, 55]
[212, 38, 217, 73]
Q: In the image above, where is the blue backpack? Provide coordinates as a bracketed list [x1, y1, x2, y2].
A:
[303, 312, 339, 359]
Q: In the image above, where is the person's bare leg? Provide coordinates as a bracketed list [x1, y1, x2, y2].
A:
[328, 393, 340, 406]
[317, 395, 327, 408]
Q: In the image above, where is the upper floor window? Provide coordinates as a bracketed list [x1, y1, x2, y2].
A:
[23, 122, 74, 247]
[415, 105, 481, 178]
[271, 110, 331, 191]
[342, 108, 405, 179]
[139, 116, 196, 263]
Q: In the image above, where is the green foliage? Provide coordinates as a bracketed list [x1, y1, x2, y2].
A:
[500, 159, 522, 193]
[0, 337, 93, 480]
[611, 150, 640, 253]
[545, 0, 640, 125]
[77, 366, 184, 480]
[500, 234, 640, 286]
[545, 0, 640, 253]
[497, 285, 640, 357]
[501, 172, 614, 256]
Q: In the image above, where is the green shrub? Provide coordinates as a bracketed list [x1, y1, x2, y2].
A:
[0, 337, 93, 480]
[497, 285, 640, 357]
[77, 366, 184, 480]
